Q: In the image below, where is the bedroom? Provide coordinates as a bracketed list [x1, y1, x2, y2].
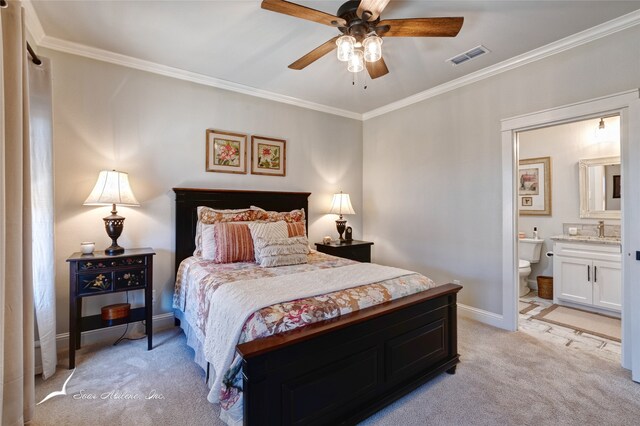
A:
[2, 0, 640, 425]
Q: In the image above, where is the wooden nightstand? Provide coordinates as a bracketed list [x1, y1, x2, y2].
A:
[315, 240, 374, 262]
[66, 247, 155, 369]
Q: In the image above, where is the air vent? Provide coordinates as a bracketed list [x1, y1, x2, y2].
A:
[446, 45, 490, 66]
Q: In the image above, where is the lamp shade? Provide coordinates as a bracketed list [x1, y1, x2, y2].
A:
[328, 192, 355, 216]
[83, 170, 139, 206]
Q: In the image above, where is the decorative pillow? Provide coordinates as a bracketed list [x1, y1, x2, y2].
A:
[253, 236, 309, 267]
[247, 221, 289, 263]
[205, 222, 254, 263]
[250, 206, 305, 223]
[286, 221, 306, 237]
[194, 206, 263, 257]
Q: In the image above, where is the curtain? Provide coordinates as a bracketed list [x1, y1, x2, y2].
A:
[1, 0, 36, 424]
[29, 55, 56, 380]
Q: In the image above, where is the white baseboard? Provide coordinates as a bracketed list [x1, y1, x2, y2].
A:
[35, 312, 175, 374]
[458, 303, 507, 329]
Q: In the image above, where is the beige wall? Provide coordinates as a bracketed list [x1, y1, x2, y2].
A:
[47, 49, 363, 333]
[363, 26, 640, 314]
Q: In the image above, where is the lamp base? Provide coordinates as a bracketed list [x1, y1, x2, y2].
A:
[103, 206, 125, 256]
[335, 218, 347, 241]
[105, 244, 125, 256]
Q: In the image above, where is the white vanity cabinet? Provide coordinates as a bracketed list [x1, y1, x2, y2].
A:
[552, 241, 621, 313]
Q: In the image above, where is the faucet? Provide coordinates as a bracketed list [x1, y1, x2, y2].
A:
[597, 220, 605, 238]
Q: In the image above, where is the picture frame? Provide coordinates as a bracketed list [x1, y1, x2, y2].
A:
[206, 129, 247, 174]
[251, 135, 286, 177]
[519, 156, 551, 216]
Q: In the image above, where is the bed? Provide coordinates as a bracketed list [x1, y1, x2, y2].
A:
[173, 188, 461, 425]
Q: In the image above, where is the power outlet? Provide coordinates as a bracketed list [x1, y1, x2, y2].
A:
[453, 279, 461, 285]
[152, 289, 156, 304]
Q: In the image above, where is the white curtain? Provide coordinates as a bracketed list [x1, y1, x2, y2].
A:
[1, 0, 36, 423]
[28, 55, 56, 380]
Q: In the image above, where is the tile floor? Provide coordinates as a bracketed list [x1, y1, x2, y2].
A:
[518, 291, 621, 362]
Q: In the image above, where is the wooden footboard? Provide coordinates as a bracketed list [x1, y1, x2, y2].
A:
[237, 283, 461, 425]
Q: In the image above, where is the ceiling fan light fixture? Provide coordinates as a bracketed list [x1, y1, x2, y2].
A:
[336, 35, 356, 62]
[363, 34, 383, 62]
[347, 49, 364, 73]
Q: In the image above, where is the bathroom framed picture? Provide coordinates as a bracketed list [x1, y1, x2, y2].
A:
[519, 156, 551, 216]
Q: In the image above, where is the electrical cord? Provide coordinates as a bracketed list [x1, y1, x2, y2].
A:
[112, 291, 147, 346]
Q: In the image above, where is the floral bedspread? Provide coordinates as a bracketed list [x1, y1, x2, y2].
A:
[173, 251, 437, 424]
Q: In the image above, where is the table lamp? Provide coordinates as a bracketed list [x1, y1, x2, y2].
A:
[328, 191, 355, 241]
[84, 170, 139, 255]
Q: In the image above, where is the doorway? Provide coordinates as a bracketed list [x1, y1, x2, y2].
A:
[516, 116, 621, 361]
[499, 89, 640, 380]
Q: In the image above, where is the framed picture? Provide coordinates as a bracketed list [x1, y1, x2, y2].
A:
[206, 129, 247, 174]
[519, 156, 551, 216]
[251, 136, 286, 177]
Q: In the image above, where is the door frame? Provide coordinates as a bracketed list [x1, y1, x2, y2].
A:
[500, 89, 640, 378]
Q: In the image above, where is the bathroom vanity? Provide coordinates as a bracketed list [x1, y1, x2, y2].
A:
[551, 236, 621, 314]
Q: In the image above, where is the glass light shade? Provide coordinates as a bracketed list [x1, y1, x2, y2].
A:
[363, 35, 383, 63]
[347, 50, 364, 73]
[84, 170, 140, 206]
[594, 118, 607, 141]
[328, 192, 356, 216]
[336, 35, 356, 62]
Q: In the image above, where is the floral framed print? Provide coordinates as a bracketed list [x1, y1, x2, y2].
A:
[206, 129, 247, 174]
[251, 136, 286, 177]
[519, 156, 551, 216]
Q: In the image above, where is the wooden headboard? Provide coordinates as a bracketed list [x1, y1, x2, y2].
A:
[173, 188, 311, 273]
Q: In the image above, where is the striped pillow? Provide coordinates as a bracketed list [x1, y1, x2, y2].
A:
[287, 222, 306, 237]
[211, 223, 255, 263]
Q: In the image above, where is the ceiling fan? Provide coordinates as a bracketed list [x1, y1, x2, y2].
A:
[261, 0, 464, 79]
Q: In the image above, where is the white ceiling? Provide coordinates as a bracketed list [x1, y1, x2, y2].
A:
[30, 1, 640, 114]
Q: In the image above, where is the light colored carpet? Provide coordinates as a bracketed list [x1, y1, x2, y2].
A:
[533, 304, 621, 342]
[34, 317, 640, 426]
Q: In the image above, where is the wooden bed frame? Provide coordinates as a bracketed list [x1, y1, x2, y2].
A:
[173, 188, 461, 425]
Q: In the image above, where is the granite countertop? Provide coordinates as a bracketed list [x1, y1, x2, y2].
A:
[550, 235, 621, 245]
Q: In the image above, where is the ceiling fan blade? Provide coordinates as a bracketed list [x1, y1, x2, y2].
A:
[365, 56, 389, 79]
[289, 36, 340, 70]
[357, 0, 391, 21]
[262, 0, 346, 27]
[378, 17, 464, 37]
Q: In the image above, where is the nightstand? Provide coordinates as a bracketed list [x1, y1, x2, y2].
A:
[315, 240, 374, 262]
[66, 247, 155, 369]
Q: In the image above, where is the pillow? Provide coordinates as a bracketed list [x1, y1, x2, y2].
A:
[205, 222, 254, 263]
[250, 206, 305, 223]
[247, 221, 289, 263]
[286, 221, 306, 237]
[253, 236, 309, 267]
[194, 206, 263, 257]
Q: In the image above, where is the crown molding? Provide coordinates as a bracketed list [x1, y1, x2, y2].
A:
[362, 9, 640, 121]
[22, 0, 640, 123]
[37, 35, 363, 121]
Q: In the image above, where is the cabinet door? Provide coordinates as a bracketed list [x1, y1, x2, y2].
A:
[555, 256, 592, 305]
[592, 260, 622, 312]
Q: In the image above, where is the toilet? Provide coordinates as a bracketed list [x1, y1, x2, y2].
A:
[518, 238, 544, 297]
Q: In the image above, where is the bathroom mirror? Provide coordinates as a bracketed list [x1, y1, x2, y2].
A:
[579, 156, 621, 219]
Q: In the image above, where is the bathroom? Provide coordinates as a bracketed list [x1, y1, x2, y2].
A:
[516, 115, 621, 358]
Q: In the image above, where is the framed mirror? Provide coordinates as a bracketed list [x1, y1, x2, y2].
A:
[579, 156, 621, 219]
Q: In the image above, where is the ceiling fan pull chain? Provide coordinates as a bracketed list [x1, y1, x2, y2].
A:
[352, 72, 355, 86]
